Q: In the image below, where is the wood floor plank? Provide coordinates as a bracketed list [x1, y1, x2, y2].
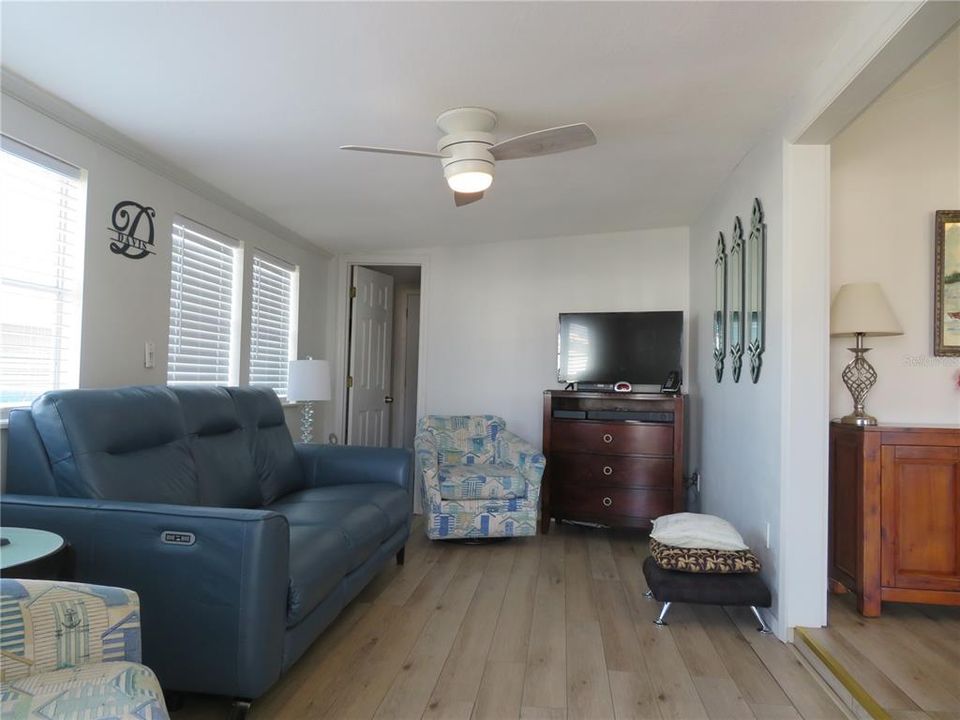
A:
[565, 619, 615, 720]
[522, 531, 567, 712]
[423, 543, 518, 720]
[594, 579, 646, 672]
[318, 544, 469, 719]
[692, 676, 757, 720]
[473, 661, 526, 720]
[726, 607, 847, 720]
[521, 706, 568, 720]
[488, 537, 542, 663]
[608, 669, 663, 720]
[586, 531, 621, 581]
[632, 616, 709, 720]
[564, 529, 598, 622]
[692, 605, 793, 709]
[374, 550, 490, 720]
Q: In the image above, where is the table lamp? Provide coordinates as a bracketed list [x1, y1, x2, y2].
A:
[830, 282, 903, 426]
[287, 358, 331, 443]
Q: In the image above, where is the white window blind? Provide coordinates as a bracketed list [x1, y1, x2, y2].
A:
[249, 251, 298, 398]
[0, 135, 85, 411]
[167, 217, 241, 385]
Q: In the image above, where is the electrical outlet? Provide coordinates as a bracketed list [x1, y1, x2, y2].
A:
[144, 341, 155, 369]
[765, 521, 771, 549]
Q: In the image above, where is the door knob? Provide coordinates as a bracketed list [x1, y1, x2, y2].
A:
[384, 395, 394, 404]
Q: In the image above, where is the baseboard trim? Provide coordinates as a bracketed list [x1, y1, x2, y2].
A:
[794, 626, 891, 720]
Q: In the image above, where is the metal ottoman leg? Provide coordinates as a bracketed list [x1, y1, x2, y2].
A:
[750, 605, 773, 634]
[644, 590, 654, 599]
[653, 602, 672, 626]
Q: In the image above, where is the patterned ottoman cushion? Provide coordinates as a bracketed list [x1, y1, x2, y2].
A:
[439, 463, 527, 500]
[649, 537, 761, 574]
[1, 661, 168, 720]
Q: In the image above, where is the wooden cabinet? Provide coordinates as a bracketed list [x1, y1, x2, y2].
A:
[541, 391, 684, 533]
[829, 422, 960, 616]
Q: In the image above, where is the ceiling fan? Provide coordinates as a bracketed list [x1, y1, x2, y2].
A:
[340, 107, 597, 207]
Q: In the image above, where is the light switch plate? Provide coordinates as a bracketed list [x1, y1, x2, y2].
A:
[144, 340, 155, 369]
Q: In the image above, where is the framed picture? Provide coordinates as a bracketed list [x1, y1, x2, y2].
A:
[935, 210, 960, 356]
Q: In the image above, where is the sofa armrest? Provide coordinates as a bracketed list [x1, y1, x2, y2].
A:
[496, 430, 547, 496]
[295, 444, 412, 491]
[0, 578, 142, 682]
[0, 495, 290, 699]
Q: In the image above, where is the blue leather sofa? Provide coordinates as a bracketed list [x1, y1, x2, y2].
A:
[2, 385, 412, 703]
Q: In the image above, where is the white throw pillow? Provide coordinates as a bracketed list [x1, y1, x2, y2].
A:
[650, 512, 749, 551]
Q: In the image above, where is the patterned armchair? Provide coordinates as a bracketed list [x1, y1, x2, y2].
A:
[0, 579, 169, 720]
[416, 415, 546, 539]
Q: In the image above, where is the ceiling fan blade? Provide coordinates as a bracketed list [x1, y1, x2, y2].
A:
[454, 191, 484, 207]
[340, 145, 447, 159]
[490, 123, 597, 161]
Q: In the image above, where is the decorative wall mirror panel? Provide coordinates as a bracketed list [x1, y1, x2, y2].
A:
[729, 216, 745, 382]
[747, 198, 766, 383]
[714, 232, 727, 382]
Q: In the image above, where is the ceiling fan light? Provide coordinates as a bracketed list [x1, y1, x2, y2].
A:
[447, 170, 493, 194]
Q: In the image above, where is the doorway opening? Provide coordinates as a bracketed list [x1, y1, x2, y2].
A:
[344, 264, 422, 453]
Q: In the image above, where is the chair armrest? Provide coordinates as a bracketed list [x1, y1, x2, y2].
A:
[414, 431, 442, 507]
[295, 444, 412, 491]
[496, 430, 547, 495]
[0, 495, 289, 699]
[0, 578, 142, 681]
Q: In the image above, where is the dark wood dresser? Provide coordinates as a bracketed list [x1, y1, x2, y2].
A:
[541, 390, 684, 533]
[829, 422, 960, 616]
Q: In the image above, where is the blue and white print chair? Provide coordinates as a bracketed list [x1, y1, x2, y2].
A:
[0, 578, 169, 720]
[416, 415, 546, 539]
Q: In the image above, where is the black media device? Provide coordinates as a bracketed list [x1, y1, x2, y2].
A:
[557, 311, 682, 390]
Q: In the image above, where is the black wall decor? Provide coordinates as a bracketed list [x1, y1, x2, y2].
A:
[109, 201, 156, 260]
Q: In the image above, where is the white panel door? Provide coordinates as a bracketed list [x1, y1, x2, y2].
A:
[347, 266, 394, 446]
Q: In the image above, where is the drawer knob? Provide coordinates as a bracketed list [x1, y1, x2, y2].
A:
[602, 465, 613, 476]
[602, 433, 613, 444]
[602, 496, 613, 507]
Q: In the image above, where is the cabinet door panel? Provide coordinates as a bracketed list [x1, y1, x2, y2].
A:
[881, 446, 960, 591]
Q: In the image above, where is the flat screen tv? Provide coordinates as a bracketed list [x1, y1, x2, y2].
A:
[557, 311, 682, 385]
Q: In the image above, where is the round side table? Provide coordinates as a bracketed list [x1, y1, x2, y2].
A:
[0, 527, 68, 579]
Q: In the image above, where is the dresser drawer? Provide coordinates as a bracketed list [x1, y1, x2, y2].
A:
[551, 452, 673, 488]
[552, 483, 674, 522]
[551, 420, 673, 456]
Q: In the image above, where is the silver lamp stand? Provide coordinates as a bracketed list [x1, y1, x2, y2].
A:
[840, 332, 878, 426]
[299, 402, 316, 444]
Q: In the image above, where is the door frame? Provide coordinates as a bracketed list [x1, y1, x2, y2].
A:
[392, 287, 421, 449]
[334, 254, 429, 445]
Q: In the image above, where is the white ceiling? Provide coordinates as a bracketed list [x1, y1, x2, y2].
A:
[1, 2, 870, 251]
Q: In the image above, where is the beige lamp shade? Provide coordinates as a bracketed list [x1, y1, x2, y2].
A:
[830, 282, 903, 337]
[287, 359, 331, 402]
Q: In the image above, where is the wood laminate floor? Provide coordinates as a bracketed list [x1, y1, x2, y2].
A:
[799, 592, 960, 720]
[175, 520, 849, 720]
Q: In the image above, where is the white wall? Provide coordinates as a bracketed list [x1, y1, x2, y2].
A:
[349, 227, 689, 447]
[0, 96, 334, 484]
[688, 134, 787, 630]
[831, 27, 960, 425]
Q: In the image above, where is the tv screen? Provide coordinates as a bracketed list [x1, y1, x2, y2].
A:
[557, 311, 682, 385]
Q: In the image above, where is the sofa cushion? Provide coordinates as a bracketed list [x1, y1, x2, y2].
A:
[30, 386, 199, 504]
[439, 463, 526, 500]
[642, 556, 772, 607]
[280, 484, 410, 530]
[285, 524, 350, 627]
[421, 415, 504, 466]
[649, 538, 761, 574]
[227, 387, 305, 504]
[268, 491, 390, 573]
[171, 386, 263, 508]
[650, 512, 749, 551]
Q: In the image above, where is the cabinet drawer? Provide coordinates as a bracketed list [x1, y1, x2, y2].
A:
[551, 452, 673, 488]
[551, 420, 673, 456]
[552, 484, 674, 521]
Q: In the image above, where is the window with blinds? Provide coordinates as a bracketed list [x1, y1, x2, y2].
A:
[167, 218, 242, 385]
[0, 135, 85, 412]
[249, 251, 299, 398]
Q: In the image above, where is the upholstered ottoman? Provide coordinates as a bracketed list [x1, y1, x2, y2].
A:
[642, 555, 773, 633]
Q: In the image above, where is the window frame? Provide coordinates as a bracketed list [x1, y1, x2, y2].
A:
[248, 249, 299, 400]
[167, 215, 243, 387]
[0, 134, 86, 417]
